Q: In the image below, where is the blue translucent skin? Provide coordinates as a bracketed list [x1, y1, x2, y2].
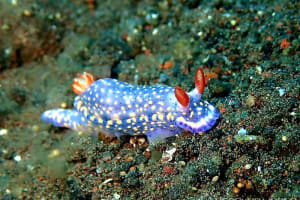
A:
[41, 78, 219, 143]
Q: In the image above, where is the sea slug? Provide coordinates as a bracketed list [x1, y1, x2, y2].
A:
[41, 67, 219, 143]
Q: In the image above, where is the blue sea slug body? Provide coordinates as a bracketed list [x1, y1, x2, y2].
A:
[41, 68, 219, 143]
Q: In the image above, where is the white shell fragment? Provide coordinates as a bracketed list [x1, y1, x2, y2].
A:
[161, 147, 176, 162]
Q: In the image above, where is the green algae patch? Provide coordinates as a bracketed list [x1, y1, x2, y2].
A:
[234, 134, 267, 145]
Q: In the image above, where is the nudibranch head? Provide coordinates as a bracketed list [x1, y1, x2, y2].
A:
[174, 98, 219, 133]
[173, 67, 219, 133]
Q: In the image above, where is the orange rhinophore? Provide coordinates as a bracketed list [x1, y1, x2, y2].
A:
[195, 67, 205, 94]
[72, 72, 95, 94]
[174, 86, 190, 108]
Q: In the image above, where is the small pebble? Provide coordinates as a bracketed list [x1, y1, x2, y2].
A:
[129, 138, 136, 146]
[245, 164, 252, 170]
[61, 102, 67, 108]
[11, 0, 18, 6]
[257, 10, 264, 16]
[23, 10, 32, 16]
[99, 178, 113, 189]
[4, 48, 11, 55]
[32, 125, 39, 132]
[55, 12, 61, 19]
[281, 135, 287, 142]
[212, 176, 219, 182]
[96, 168, 101, 174]
[161, 147, 176, 162]
[233, 187, 240, 194]
[126, 156, 133, 162]
[230, 20, 237, 26]
[238, 128, 248, 135]
[27, 164, 34, 171]
[0, 129, 8, 136]
[113, 193, 120, 200]
[278, 88, 285, 96]
[137, 137, 146, 145]
[258, 166, 262, 173]
[290, 112, 296, 116]
[178, 161, 186, 166]
[152, 28, 159, 35]
[237, 182, 244, 188]
[48, 149, 60, 158]
[245, 180, 252, 190]
[14, 155, 22, 162]
[129, 166, 135, 171]
[159, 61, 174, 69]
[197, 31, 203, 36]
[246, 95, 256, 107]
[1, 24, 10, 31]
[255, 65, 262, 74]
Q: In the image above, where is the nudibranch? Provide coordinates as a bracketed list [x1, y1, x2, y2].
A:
[41, 67, 219, 143]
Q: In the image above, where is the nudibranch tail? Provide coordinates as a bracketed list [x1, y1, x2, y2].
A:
[41, 109, 92, 132]
[72, 72, 95, 95]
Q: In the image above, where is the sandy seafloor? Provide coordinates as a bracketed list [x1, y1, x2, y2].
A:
[0, 0, 299, 199]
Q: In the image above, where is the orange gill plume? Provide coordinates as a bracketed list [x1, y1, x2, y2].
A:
[72, 72, 95, 95]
